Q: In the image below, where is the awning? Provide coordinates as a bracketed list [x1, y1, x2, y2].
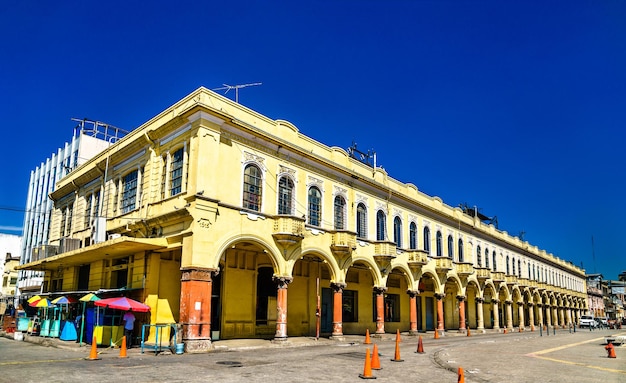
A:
[16, 236, 168, 272]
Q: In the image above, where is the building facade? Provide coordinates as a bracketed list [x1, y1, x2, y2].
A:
[17, 120, 126, 299]
[18, 88, 587, 352]
[586, 274, 605, 318]
[0, 233, 21, 307]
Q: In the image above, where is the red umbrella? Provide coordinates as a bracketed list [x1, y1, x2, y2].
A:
[94, 297, 151, 312]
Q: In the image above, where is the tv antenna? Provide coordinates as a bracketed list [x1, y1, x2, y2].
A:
[212, 82, 262, 103]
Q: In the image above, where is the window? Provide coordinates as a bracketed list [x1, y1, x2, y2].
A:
[409, 222, 417, 249]
[60, 208, 67, 237]
[308, 186, 322, 226]
[93, 191, 100, 220]
[121, 170, 138, 214]
[477, 246, 482, 266]
[170, 148, 184, 196]
[393, 216, 402, 247]
[506, 256, 510, 275]
[66, 205, 73, 236]
[343, 290, 358, 322]
[333, 195, 346, 230]
[84, 194, 92, 229]
[458, 239, 464, 262]
[512, 257, 516, 276]
[278, 177, 294, 215]
[423, 226, 430, 254]
[243, 164, 262, 211]
[376, 210, 386, 241]
[485, 248, 490, 268]
[518, 260, 522, 277]
[436, 231, 442, 257]
[492, 251, 497, 271]
[447, 235, 454, 258]
[532, 264, 536, 280]
[356, 203, 367, 239]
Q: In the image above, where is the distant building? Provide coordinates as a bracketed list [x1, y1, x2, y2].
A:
[0, 233, 21, 307]
[605, 279, 625, 322]
[586, 273, 604, 317]
[17, 120, 127, 300]
[18, 88, 588, 351]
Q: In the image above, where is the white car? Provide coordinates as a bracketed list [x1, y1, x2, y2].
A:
[580, 315, 597, 328]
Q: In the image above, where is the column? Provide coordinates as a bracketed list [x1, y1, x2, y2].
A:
[274, 276, 292, 341]
[476, 297, 485, 332]
[537, 303, 543, 328]
[492, 299, 500, 330]
[559, 307, 565, 328]
[528, 302, 535, 330]
[552, 306, 559, 328]
[458, 295, 466, 332]
[517, 301, 525, 330]
[374, 287, 387, 335]
[566, 308, 572, 326]
[179, 267, 217, 352]
[435, 293, 445, 335]
[330, 282, 346, 339]
[407, 290, 419, 335]
[505, 300, 513, 330]
[545, 305, 552, 328]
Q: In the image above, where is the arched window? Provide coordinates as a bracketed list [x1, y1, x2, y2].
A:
[492, 251, 497, 271]
[333, 195, 346, 230]
[393, 216, 402, 247]
[356, 203, 367, 239]
[376, 210, 386, 241]
[423, 226, 430, 254]
[307, 186, 321, 226]
[512, 257, 516, 275]
[532, 264, 536, 280]
[485, 248, 490, 268]
[170, 147, 185, 196]
[436, 231, 442, 257]
[477, 245, 482, 267]
[506, 256, 510, 274]
[243, 164, 262, 211]
[518, 259, 522, 277]
[278, 176, 294, 215]
[458, 239, 464, 262]
[447, 235, 454, 258]
[528, 263, 531, 279]
[409, 222, 417, 249]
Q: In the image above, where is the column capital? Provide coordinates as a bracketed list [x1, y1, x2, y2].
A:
[434, 293, 445, 300]
[273, 276, 293, 289]
[180, 266, 219, 282]
[528, 302, 534, 307]
[491, 298, 500, 304]
[373, 286, 388, 295]
[456, 295, 466, 302]
[330, 282, 347, 292]
[505, 300, 513, 305]
[476, 297, 485, 303]
[406, 289, 419, 298]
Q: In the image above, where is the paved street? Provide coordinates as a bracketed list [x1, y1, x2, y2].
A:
[1, 328, 625, 382]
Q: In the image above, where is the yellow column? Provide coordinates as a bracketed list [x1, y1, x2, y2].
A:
[492, 299, 500, 330]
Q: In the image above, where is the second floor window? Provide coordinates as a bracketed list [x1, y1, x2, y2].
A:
[376, 210, 386, 241]
[423, 226, 430, 254]
[492, 251, 497, 271]
[308, 186, 321, 226]
[243, 164, 262, 211]
[458, 239, 464, 262]
[333, 195, 346, 230]
[122, 170, 138, 214]
[409, 222, 417, 249]
[477, 245, 482, 266]
[393, 216, 402, 247]
[170, 148, 184, 196]
[447, 235, 454, 258]
[485, 248, 490, 268]
[356, 203, 367, 239]
[436, 231, 442, 257]
[278, 177, 294, 215]
[84, 194, 92, 229]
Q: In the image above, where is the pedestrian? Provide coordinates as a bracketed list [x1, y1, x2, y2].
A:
[123, 310, 136, 349]
[74, 312, 82, 343]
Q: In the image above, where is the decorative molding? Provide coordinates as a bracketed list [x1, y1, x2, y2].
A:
[375, 201, 386, 212]
[392, 208, 402, 218]
[333, 185, 347, 197]
[356, 194, 368, 205]
[307, 175, 323, 189]
[278, 165, 296, 178]
[243, 151, 265, 166]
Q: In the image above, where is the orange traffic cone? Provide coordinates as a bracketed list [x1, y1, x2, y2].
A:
[371, 343, 381, 370]
[503, 328, 507, 334]
[467, 327, 471, 337]
[359, 348, 376, 379]
[519, 326, 522, 333]
[457, 367, 465, 383]
[396, 329, 401, 342]
[364, 329, 371, 344]
[415, 335, 425, 354]
[434, 330, 440, 339]
[119, 336, 128, 358]
[87, 336, 100, 361]
[390, 332, 404, 362]
[605, 343, 617, 358]
[531, 324, 535, 332]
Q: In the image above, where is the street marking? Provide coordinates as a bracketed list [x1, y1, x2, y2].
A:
[0, 358, 84, 366]
[527, 337, 606, 356]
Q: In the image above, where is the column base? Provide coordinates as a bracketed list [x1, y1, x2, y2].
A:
[437, 329, 445, 337]
[408, 330, 419, 336]
[183, 339, 212, 353]
[330, 335, 345, 341]
[477, 327, 485, 333]
[272, 336, 289, 343]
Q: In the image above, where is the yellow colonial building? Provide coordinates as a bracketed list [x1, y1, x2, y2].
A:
[18, 87, 587, 352]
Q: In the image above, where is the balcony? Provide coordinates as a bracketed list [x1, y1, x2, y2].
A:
[528, 280, 538, 288]
[406, 250, 428, 271]
[491, 271, 505, 282]
[518, 278, 529, 287]
[505, 275, 518, 285]
[434, 257, 453, 274]
[330, 231, 357, 256]
[454, 262, 474, 278]
[537, 282, 547, 291]
[373, 241, 397, 269]
[476, 267, 491, 281]
[272, 216, 305, 247]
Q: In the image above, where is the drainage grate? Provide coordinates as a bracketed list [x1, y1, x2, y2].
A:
[216, 361, 243, 367]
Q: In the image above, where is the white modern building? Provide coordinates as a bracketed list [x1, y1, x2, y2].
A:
[17, 120, 127, 300]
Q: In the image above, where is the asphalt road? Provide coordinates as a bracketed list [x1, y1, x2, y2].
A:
[1, 327, 625, 382]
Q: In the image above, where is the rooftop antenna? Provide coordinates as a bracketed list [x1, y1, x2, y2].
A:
[212, 82, 262, 103]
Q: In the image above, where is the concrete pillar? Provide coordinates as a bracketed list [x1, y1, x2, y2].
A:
[559, 307, 565, 328]
[331, 282, 346, 339]
[407, 290, 419, 335]
[179, 267, 217, 352]
[552, 306, 559, 328]
[458, 296, 466, 332]
[274, 276, 292, 341]
[566, 308, 572, 326]
[492, 299, 500, 330]
[374, 286, 386, 335]
[545, 305, 552, 328]
[435, 293, 445, 335]
[476, 297, 485, 331]
[517, 301, 525, 330]
[528, 302, 535, 330]
[537, 304, 543, 327]
[506, 300, 514, 330]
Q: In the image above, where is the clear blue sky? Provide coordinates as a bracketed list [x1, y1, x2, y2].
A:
[1, 1, 624, 279]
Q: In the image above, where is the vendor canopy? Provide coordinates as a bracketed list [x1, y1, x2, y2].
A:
[94, 297, 150, 312]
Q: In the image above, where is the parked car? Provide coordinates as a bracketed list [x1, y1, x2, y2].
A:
[580, 315, 597, 328]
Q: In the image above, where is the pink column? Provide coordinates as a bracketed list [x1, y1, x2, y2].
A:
[458, 296, 466, 331]
[331, 282, 346, 338]
[435, 293, 445, 332]
[407, 290, 418, 335]
[374, 287, 386, 335]
[274, 277, 292, 341]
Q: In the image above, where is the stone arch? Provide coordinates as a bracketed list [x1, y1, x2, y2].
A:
[216, 234, 283, 274]
[297, 247, 342, 283]
[347, 255, 382, 287]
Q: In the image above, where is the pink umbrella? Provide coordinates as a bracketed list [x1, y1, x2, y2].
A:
[94, 297, 150, 312]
